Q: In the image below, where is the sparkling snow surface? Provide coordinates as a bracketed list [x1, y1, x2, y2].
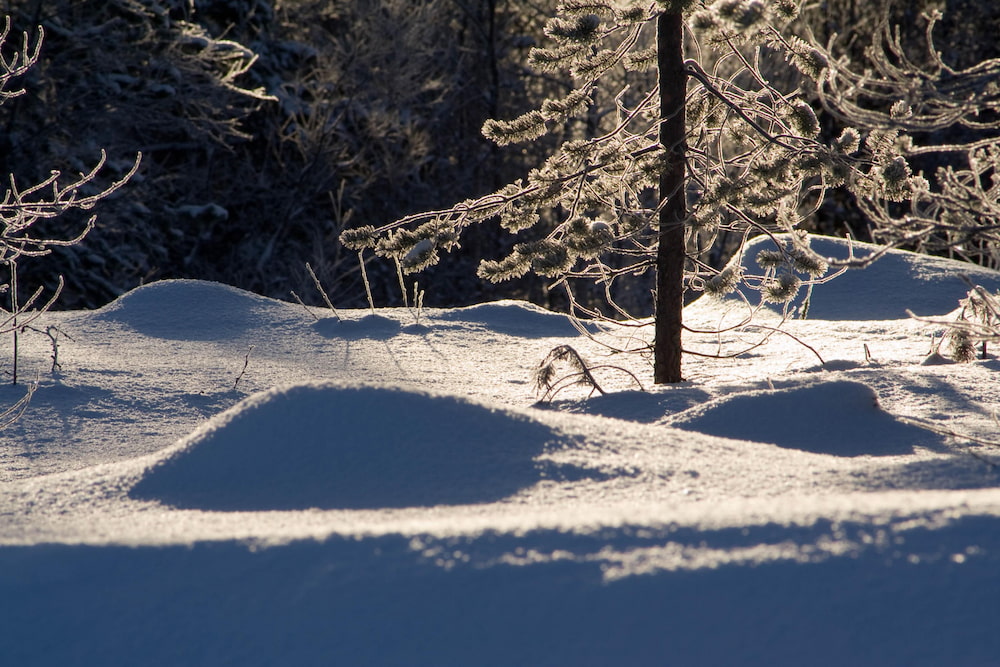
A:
[3, 237, 1000, 666]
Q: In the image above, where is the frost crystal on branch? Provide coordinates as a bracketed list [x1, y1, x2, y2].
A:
[705, 265, 743, 296]
[528, 44, 589, 73]
[401, 239, 436, 273]
[832, 128, 861, 154]
[483, 111, 548, 146]
[564, 217, 614, 259]
[763, 272, 801, 303]
[545, 14, 602, 44]
[541, 88, 594, 120]
[558, 1, 617, 18]
[784, 35, 828, 79]
[788, 247, 828, 278]
[787, 100, 820, 138]
[340, 226, 378, 250]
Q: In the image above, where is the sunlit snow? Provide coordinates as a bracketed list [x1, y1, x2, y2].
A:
[2, 237, 1000, 666]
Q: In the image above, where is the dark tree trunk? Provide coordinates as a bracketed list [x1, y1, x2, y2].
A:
[655, 12, 687, 383]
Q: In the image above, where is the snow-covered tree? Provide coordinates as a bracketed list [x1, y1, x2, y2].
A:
[341, 0, 922, 383]
[342, 0, 1000, 383]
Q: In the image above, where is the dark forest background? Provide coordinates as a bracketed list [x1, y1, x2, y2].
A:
[1, 0, 997, 311]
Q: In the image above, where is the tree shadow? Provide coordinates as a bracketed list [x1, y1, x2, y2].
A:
[431, 301, 596, 338]
[312, 314, 401, 341]
[9, 515, 1000, 666]
[538, 388, 712, 424]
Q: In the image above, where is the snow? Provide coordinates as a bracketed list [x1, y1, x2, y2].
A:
[667, 380, 932, 456]
[3, 237, 1000, 666]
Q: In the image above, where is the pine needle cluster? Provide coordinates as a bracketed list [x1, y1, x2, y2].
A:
[945, 284, 1000, 362]
[752, 234, 829, 306]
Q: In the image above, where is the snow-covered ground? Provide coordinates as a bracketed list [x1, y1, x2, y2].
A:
[3, 236, 1000, 666]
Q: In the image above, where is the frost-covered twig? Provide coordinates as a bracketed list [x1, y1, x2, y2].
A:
[0, 18, 41, 103]
[535, 344, 645, 403]
[0, 378, 35, 431]
[290, 291, 320, 321]
[305, 262, 341, 321]
[0, 25, 140, 385]
[233, 345, 254, 391]
[535, 344, 607, 402]
[23, 324, 74, 374]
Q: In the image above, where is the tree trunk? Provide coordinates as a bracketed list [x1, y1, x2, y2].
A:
[654, 12, 687, 383]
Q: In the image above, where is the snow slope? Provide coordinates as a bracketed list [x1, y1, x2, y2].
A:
[2, 237, 1000, 666]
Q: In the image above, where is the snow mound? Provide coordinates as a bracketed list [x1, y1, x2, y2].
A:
[96, 279, 292, 340]
[667, 380, 939, 456]
[129, 382, 563, 510]
[691, 235, 1000, 320]
[433, 300, 585, 337]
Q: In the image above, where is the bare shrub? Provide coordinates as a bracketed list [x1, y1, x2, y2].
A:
[0, 18, 137, 407]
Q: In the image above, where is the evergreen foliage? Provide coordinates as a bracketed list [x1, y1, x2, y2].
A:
[3, 0, 1000, 384]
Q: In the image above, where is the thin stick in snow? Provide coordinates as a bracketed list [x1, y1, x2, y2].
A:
[306, 262, 340, 321]
[233, 345, 254, 391]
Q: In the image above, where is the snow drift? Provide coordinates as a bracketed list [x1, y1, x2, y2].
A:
[702, 235, 1000, 320]
[130, 383, 567, 510]
[667, 380, 940, 456]
[96, 279, 294, 340]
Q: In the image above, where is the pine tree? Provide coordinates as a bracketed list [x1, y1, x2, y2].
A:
[339, 0, 927, 383]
